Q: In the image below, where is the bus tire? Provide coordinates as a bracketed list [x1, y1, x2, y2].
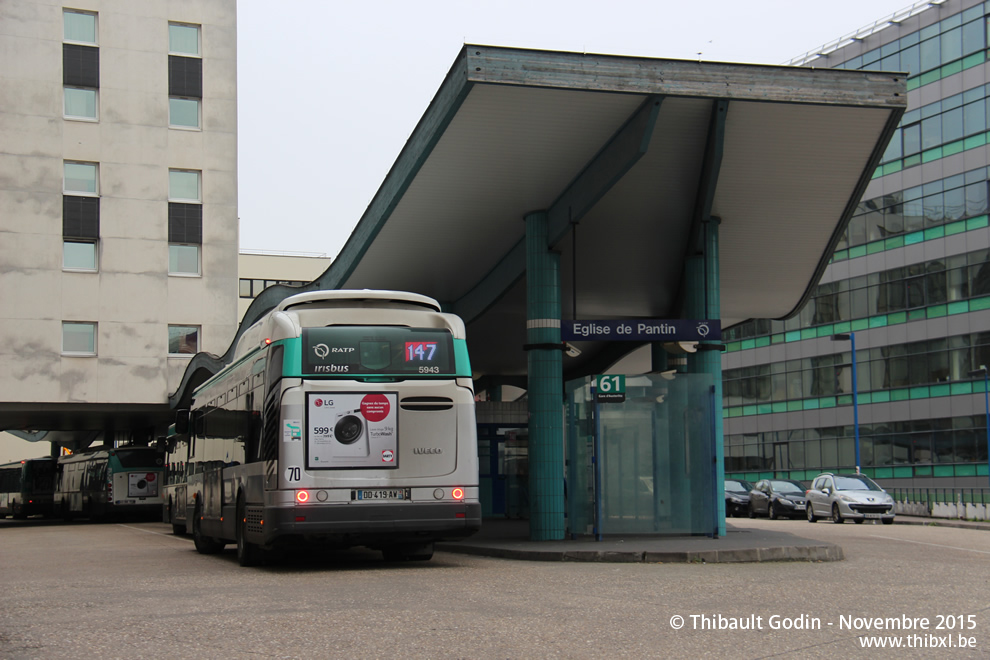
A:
[11, 501, 26, 520]
[236, 497, 265, 567]
[192, 504, 224, 555]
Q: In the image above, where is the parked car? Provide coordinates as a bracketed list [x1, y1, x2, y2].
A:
[724, 479, 754, 517]
[748, 479, 808, 519]
[805, 472, 895, 524]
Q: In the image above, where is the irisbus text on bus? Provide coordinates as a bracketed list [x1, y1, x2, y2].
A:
[165, 290, 481, 565]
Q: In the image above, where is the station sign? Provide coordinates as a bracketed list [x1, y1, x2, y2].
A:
[562, 319, 720, 342]
[594, 374, 626, 403]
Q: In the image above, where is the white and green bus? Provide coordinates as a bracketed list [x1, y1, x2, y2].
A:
[56, 446, 165, 520]
[0, 457, 56, 519]
[165, 290, 481, 565]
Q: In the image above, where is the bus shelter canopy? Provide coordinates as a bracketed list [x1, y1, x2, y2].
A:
[182, 44, 905, 405]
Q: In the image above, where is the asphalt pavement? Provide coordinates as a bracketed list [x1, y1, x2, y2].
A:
[437, 514, 990, 564]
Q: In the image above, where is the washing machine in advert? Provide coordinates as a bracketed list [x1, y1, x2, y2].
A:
[306, 392, 398, 468]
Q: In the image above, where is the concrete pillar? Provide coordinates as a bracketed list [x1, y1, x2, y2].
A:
[525, 210, 565, 541]
[685, 219, 725, 536]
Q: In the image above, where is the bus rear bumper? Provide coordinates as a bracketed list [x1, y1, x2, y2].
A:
[260, 501, 482, 547]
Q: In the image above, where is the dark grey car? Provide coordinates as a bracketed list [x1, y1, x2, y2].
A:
[725, 479, 754, 517]
[748, 479, 807, 519]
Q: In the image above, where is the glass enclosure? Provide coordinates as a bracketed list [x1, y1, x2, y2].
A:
[566, 373, 716, 536]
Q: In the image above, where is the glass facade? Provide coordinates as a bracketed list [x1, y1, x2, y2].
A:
[724, 0, 990, 487]
[567, 373, 716, 536]
[833, 4, 987, 79]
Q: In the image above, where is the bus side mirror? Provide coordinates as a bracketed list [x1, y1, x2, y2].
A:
[175, 409, 190, 435]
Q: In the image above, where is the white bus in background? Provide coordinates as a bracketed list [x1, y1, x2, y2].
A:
[57, 446, 165, 520]
[165, 290, 481, 565]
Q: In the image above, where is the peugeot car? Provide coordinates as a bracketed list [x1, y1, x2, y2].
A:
[805, 472, 895, 524]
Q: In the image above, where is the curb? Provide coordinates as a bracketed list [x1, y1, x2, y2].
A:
[437, 543, 844, 564]
[895, 517, 990, 532]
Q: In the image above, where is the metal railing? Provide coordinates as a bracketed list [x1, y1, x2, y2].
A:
[785, 0, 948, 67]
[891, 487, 990, 520]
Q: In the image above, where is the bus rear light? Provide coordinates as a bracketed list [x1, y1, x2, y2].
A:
[451, 487, 464, 500]
[296, 490, 310, 503]
[456, 512, 466, 518]
[296, 516, 306, 522]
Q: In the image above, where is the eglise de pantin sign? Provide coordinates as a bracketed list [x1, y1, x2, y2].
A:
[561, 319, 720, 342]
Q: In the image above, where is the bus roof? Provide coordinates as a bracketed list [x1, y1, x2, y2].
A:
[276, 290, 441, 313]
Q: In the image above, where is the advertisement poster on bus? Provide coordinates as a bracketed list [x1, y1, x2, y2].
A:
[306, 392, 398, 468]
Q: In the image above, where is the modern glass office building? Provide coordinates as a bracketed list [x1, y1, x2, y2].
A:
[723, 0, 990, 488]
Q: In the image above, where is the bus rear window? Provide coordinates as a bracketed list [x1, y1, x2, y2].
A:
[302, 326, 454, 376]
[114, 449, 165, 468]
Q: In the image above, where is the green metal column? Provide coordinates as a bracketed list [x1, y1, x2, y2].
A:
[525, 210, 565, 541]
[686, 219, 725, 536]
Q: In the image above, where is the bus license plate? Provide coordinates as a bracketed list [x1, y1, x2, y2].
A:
[355, 488, 410, 501]
[864, 513, 882, 519]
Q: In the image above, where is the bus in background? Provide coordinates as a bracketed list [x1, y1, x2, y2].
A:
[165, 290, 481, 566]
[56, 446, 166, 521]
[0, 457, 56, 519]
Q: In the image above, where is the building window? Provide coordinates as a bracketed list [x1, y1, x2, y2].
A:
[168, 24, 202, 131]
[168, 169, 202, 275]
[238, 278, 308, 298]
[64, 87, 97, 120]
[64, 161, 98, 195]
[63, 10, 97, 44]
[168, 97, 200, 129]
[168, 325, 200, 355]
[63, 240, 97, 271]
[63, 10, 98, 91]
[169, 169, 200, 201]
[168, 23, 200, 56]
[169, 244, 201, 275]
[63, 162, 99, 272]
[62, 322, 96, 355]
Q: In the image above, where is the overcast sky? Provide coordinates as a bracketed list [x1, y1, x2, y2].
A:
[237, 0, 917, 257]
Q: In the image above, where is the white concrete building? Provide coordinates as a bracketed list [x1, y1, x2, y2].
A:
[237, 251, 332, 320]
[0, 0, 238, 447]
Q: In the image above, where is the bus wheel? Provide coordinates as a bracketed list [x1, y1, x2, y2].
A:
[236, 497, 265, 567]
[382, 542, 434, 562]
[11, 501, 27, 520]
[192, 505, 224, 555]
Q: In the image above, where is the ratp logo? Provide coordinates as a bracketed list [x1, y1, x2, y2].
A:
[696, 322, 710, 338]
[314, 343, 330, 359]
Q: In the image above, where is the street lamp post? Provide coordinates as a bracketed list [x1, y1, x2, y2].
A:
[966, 365, 990, 490]
[832, 333, 860, 474]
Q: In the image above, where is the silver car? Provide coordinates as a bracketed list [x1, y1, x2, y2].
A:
[805, 473, 895, 524]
